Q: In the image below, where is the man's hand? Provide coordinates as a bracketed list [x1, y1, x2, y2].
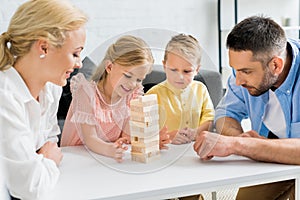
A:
[239, 130, 265, 138]
[193, 131, 234, 160]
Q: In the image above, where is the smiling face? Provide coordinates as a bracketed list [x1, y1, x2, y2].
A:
[229, 50, 279, 96]
[163, 52, 198, 89]
[106, 62, 151, 98]
[44, 27, 86, 86]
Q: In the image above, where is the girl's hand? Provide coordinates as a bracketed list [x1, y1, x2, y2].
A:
[118, 135, 131, 144]
[110, 139, 128, 162]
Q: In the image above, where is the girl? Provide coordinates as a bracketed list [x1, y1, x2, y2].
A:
[61, 35, 169, 162]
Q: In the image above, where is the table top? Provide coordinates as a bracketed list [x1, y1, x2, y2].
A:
[46, 143, 300, 200]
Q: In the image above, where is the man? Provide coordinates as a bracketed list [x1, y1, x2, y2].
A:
[193, 16, 300, 199]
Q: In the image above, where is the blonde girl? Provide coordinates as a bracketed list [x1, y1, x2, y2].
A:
[61, 35, 164, 162]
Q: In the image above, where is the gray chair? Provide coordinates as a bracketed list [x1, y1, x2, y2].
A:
[142, 64, 223, 108]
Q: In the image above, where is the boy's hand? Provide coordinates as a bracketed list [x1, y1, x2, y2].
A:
[178, 128, 197, 141]
[159, 126, 171, 150]
[172, 129, 192, 144]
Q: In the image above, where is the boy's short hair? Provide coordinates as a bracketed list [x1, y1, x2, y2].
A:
[164, 34, 201, 66]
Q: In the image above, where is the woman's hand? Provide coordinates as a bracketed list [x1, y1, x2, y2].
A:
[37, 141, 63, 166]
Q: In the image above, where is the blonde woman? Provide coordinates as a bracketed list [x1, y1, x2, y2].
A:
[0, 0, 87, 199]
[61, 35, 170, 162]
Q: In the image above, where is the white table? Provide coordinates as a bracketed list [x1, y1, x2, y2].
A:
[46, 144, 300, 200]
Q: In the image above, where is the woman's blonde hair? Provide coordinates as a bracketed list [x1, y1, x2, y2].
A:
[0, 0, 88, 71]
[164, 33, 201, 67]
[91, 35, 154, 82]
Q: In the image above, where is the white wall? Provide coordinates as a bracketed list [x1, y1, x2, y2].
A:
[0, 0, 299, 72]
[219, 0, 299, 84]
[0, 0, 219, 71]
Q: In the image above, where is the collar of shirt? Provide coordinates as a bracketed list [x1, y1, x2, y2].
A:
[274, 40, 300, 96]
[3, 67, 55, 108]
[164, 80, 189, 96]
[4, 67, 33, 103]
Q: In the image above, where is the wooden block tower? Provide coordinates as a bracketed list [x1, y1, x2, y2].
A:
[129, 94, 160, 163]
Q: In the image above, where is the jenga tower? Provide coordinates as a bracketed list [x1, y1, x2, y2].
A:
[129, 94, 160, 163]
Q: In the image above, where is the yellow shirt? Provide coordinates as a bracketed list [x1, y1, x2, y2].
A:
[146, 80, 214, 131]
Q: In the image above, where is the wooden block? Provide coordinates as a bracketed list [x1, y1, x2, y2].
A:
[139, 94, 157, 102]
[131, 140, 159, 148]
[130, 94, 158, 109]
[130, 104, 158, 113]
[130, 123, 159, 134]
[130, 94, 157, 106]
[131, 143, 159, 154]
[130, 113, 159, 123]
[131, 134, 159, 143]
[129, 120, 158, 128]
[130, 129, 159, 138]
[130, 108, 159, 118]
[129, 94, 160, 163]
[131, 150, 160, 159]
[131, 150, 160, 163]
[130, 98, 157, 108]
[131, 140, 159, 152]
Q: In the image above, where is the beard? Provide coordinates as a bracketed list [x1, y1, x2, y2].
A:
[242, 68, 279, 96]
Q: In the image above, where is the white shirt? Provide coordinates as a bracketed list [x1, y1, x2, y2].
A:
[0, 67, 62, 199]
[0, 156, 9, 200]
[263, 90, 286, 138]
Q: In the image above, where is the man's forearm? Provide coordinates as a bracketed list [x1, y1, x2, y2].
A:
[215, 117, 243, 136]
[234, 137, 300, 165]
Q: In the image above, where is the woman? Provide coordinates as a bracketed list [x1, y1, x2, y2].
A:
[0, 0, 87, 199]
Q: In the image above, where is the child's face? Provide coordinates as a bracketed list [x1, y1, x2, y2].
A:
[163, 52, 198, 89]
[109, 63, 150, 97]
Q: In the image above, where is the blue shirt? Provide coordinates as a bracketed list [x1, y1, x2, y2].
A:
[215, 39, 300, 138]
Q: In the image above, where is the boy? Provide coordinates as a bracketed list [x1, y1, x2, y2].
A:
[146, 34, 214, 145]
